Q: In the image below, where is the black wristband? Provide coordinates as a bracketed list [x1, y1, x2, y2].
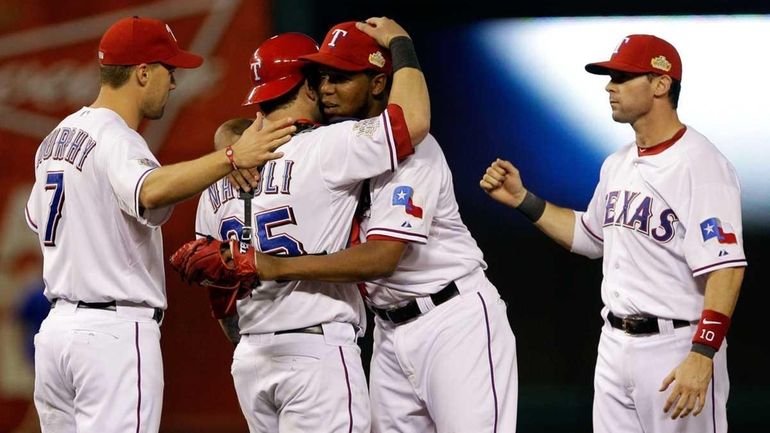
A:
[691, 343, 717, 359]
[390, 36, 421, 72]
[516, 191, 546, 223]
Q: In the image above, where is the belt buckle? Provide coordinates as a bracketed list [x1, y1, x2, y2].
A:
[621, 316, 644, 334]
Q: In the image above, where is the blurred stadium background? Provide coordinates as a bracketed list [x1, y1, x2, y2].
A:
[1, 1, 767, 431]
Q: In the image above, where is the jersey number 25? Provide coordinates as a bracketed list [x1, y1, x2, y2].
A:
[219, 206, 307, 256]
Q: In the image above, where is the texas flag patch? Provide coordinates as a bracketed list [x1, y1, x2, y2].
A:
[700, 217, 737, 244]
[392, 186, 423, 218]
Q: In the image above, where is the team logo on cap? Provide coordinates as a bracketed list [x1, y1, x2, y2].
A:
[650, 55, 672, 72]
[368, 51, 386, 68]
[165, 24, 177, 42]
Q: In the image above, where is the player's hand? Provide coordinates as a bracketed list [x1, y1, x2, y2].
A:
[479, 159, 528, 208]
[231, 112, 295, 173]
[659, 352, 714, 419]
[356, 17, 410, 48]
[226, 167, 260, 193]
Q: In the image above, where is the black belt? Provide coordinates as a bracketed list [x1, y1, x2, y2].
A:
[52, 299, 164, 324]
[370, 281, 459, 325]
[607, 311, 690, 335]
[275, 325, 324, 335]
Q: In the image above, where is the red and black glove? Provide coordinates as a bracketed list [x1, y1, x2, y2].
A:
[170, 237, 260, 318]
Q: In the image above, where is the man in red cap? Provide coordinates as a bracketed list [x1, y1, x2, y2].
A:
[482, 34, 744, 433]
[25, 16, 296, 433]
[225, 19, 519, 433]
[184, 17, 431, 433]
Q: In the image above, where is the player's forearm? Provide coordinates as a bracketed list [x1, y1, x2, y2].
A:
[260, 240, 406, 283]
[689, 266, 743, 359]
[703, 267, 744, 317]
[140, 150, 232, 209]
[390, 68, 429, 145]
[388, 43, 430, 146]
[533, 202, 576, 250]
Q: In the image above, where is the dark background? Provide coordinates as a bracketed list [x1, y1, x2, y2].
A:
[1, 1, 766, 432]
[276, 1, 769, 431]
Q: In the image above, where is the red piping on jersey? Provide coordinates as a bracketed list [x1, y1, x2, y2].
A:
[347, 216, 369, 298]
[386, 104, 415, 162]
[366, 234, 409, 243]
[295, 118, 320, 127]
[367, 227, 428, 242]
[637, 126, 686, 156]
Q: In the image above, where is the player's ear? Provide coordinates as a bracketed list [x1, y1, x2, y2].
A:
[135, 63, 151, 87]
[653, 74, 672, 98]
[303, 78, 318, 103]
[370, 73, 388, 97]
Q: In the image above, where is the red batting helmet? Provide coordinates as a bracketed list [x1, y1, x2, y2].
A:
[242, 33, 319, 106]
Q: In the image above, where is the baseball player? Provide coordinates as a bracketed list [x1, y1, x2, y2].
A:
[24, 16, 295, 433]
[480, 34, 745, 433]
[189, 18, 430, 433]
[235, 20, 519, 433]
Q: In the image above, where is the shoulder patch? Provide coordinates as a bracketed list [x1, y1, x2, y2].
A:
[700, 217, 737, 244]
[136, 158, 159, 168]
[352, 117, 379, 138]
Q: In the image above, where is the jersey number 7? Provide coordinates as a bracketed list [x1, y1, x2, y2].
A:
[43, 171, 65, 247]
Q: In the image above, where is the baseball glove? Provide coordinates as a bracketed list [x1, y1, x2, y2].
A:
[169, 237, 260, 317]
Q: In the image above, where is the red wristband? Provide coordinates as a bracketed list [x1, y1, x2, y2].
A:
[692, 309, 731, 352]
[225, 145, 238, 171]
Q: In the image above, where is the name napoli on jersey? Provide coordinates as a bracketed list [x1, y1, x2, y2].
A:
[603, 189, 678, 242]
[35, 127, 97, 170]
[207, 159, 295, 213]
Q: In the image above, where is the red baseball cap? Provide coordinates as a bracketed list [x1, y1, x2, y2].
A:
[585, 34, 681, 81]
[243, 33, 319, 107]
[299, 21, 391, 74]
[98, 16, 203, 68]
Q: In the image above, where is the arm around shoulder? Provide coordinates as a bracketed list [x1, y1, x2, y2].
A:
[356, 19, 430, 146]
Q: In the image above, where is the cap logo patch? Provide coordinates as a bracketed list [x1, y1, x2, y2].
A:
[651, 55, 672, 72]
[328, 28, 348, 47]
[614, 36, 631, 54]
[368, 51, 386, 68]
[165, 24, 177, 42]
[250, 58, 262, 81]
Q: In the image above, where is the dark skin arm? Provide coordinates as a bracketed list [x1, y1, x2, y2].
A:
[257, 240, 407, 282]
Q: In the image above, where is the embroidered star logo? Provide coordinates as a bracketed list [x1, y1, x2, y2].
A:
[397, 190, 407, 200]
[704, 223, 715, 234]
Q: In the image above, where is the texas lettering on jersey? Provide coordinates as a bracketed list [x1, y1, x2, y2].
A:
[602, 189, 677, 242]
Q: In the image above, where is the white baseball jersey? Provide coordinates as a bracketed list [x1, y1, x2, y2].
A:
[571, 126, 747, 321]
[356, 134, 518, 433]
[26, 106, 169, 433]
[25, 107, 173, 308]
[360, 134, 486, 306]
[195, 108, 412, 334]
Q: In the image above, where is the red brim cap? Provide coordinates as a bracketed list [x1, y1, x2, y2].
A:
[242, 74, 304, 106]
[163, 50, 204, 69]
[585, 60, 651, 76]
[298, 52, 369, 72]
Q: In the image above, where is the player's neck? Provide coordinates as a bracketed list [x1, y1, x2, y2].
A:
[265, 101, 320, 125]
[90, 86, 142, 130]
[632, 108, 684, 148]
